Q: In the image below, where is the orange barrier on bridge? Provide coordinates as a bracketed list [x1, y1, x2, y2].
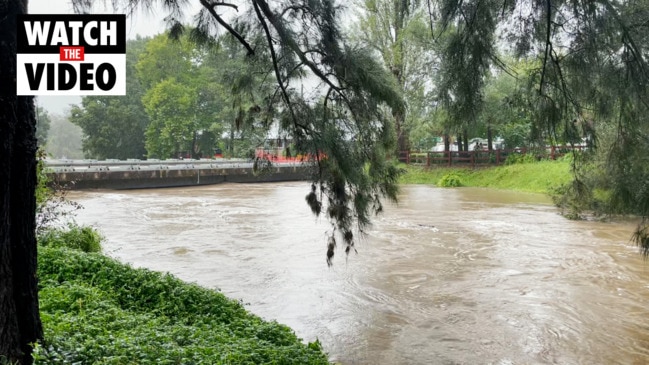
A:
[255, 147, 324, 164]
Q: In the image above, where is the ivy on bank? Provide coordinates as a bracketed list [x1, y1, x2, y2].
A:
[35, 240, 328, 364]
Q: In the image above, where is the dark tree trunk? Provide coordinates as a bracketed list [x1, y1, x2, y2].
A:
[229, 128, 234, 155]
[456, 133, 463, 152]
[462, 128, 469, 152]
[443, 133, 450, 152]
[0, 1, 43, 363]
[191, 131, 198, 159]
[487, 125, 493, 151]
[394, 110, 409, 155]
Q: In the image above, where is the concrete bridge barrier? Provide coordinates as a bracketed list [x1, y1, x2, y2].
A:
[46, 162, 312, 190]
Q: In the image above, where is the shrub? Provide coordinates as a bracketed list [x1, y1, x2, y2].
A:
[35, 247, 329, 364]
[35, 150, 82, 234]
[504, 153, 536, 165]
[438, 173, 462, 187]
[38, 224, 103, 253]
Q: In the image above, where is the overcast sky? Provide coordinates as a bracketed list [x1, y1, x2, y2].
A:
[29, 0, 180, 114]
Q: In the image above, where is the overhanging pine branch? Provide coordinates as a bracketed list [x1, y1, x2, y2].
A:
[251, 0, 298, 124]
[539, 0, 552, 94]
[199, 0, 255, 56]
[207, 1, 238, 11]
[253, 0, 342, 94]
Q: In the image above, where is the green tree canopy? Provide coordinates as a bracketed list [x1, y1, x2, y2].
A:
[136, 32, 199, 89]
[137, 32, 226, 159]
[70, 37, 150, 160]
[142, 78, 201, 158]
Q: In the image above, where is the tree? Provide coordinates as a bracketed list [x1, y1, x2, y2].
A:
[70, 38, 149, 160]
[35, 106, 51, 148]
[137, 32, 223, 159]
[195, 34, 276, 158]
[477, 59, 536, 150]
[355, 0, 436, 154]
[430, 0, 649, 247]
[0, 0, 43, 363]
[142, 78, 201, 158]
[45, 113, 84, 159]
[434, 3, 495, 150]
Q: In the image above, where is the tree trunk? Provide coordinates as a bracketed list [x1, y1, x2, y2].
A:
[456, 133, 463, 152]
[229, 128, 234, 156]
[191, 131, 198, 159]
[463, 128, 469, 152]
[0, 1, 44, 364]
[391, 3, 408, 156]
[443, 133, 450, 152]
[394, 109, 409, 155]
[487, 125, 493, 151]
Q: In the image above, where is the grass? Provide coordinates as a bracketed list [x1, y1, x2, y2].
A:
[35, 228, 329, 365]
[399, 159, 573, 194]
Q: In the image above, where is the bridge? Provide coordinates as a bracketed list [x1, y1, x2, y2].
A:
[45, 159, 312, 190]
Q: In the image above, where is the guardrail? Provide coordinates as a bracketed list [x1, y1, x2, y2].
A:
[43, 158, 312, 189]
[43, 158, 252, 172]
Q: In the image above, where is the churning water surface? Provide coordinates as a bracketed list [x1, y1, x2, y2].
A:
[69, 183, 649, 364]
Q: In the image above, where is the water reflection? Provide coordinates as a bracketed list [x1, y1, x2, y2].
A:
[69, 183, 649, 364]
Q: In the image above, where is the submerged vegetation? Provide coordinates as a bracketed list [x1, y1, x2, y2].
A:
[35, 228, 328, 364]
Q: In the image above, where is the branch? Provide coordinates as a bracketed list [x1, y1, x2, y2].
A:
[252, 0, 342, 94]
[601, 0, 649, 80]
[489, 54, 517, 79]
[208, 1, 238, 11]
[281, 5, 311, 18]
[539, 0, 551, 94]
[426, 0, 435, 39]
[286, 61, 306, 80]
[199, 0, 255, 56]
[251, 0, 298, 123]
[323, 86, 335, 122]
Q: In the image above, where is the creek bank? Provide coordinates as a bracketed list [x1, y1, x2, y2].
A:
[399, 159, 572, 194]
[35, 243, 329, 364]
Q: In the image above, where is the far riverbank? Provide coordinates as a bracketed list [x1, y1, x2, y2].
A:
[399, 159, 572, 194]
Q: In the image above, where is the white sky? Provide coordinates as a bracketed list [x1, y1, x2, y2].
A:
[29, 0, 174, 39]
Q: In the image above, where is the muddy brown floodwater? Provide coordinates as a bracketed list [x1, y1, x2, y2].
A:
[68, 183, 649, 364]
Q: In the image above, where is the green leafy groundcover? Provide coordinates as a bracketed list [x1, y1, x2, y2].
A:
[399, 158, 572, 194]
[36, 246, 329, 364]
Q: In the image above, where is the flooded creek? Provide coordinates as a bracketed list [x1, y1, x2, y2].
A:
[69, 183, 649, 364]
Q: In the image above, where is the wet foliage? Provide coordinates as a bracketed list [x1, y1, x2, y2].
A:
[437, 173, 462, 187]
[38, 225, 102, 254]
[35, 150, 82, 235]
[35, 238, 328, 364]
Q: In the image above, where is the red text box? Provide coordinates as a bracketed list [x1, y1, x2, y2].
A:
[59, 46, 85, 61]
